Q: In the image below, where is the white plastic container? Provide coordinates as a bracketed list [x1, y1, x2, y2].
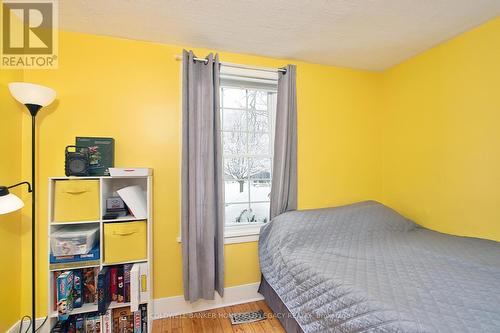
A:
[50, 224, 99, 256]
[109, 168, 152, 177]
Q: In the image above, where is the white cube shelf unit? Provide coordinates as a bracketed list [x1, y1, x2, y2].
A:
[47, 175, 153, 332]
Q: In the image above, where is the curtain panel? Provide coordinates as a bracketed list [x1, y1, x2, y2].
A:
[270, 64, 298, 219]
[181, 50, 224, 301]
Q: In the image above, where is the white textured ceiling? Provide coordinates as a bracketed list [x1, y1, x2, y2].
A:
[59, 0, 500, 71]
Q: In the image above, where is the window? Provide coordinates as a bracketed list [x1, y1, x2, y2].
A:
[220, 76, 277, 228]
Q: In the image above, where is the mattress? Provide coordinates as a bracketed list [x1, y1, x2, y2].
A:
[259, 275, 305, 333]
[258, 201, 500, 332]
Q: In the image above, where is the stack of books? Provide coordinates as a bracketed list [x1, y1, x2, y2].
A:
[50, 305, 147, 333]
[53, 263, 149, 332]
[96, 263, 149, 313]
[53, 268, 99, 317]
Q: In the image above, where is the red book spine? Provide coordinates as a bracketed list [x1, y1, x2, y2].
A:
[110, 267, 118, 302]
[53, 271, 62, 310]
[53, 272, 56, 310]
[117, 266, 124, 303]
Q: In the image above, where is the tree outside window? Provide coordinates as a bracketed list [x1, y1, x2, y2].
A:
[221, 87, 276, 225]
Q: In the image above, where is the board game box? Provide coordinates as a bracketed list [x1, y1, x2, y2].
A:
[76, 137, 115, 176]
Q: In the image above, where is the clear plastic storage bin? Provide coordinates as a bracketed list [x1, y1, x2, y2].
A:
[50, 224, 100, 256]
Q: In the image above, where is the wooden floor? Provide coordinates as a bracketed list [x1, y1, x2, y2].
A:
[152, 300, 286, 333]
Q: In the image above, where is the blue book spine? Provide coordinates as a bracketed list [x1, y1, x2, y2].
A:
[75, 314, 84, 332]
[97, 267, 111, 315]
[73, 269, 83, 308]
[57, 271, 74, 320]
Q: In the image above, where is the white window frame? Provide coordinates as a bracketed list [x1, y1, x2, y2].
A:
[220, 66, 278, 243]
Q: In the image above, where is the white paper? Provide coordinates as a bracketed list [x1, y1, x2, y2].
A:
[139, 262, 149, 303]
[116, 185, 147, 218]
[130, 264, 140, 312]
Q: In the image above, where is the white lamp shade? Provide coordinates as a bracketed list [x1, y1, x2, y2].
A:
[0, 193, 24, 215]
[8, 82, 56, 107]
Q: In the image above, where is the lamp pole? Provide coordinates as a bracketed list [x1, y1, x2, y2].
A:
[8, 82, 56, 333]
[26, 104, 41, 333]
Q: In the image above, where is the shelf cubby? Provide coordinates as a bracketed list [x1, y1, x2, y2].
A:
[47, 175, 153, 332]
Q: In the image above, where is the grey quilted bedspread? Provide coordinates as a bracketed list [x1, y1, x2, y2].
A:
[258, 201, 500, 333]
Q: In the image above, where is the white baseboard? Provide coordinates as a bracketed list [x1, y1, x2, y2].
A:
[7, 317, 49, 333]
[8, 282, 264, 331]
[153, 282, 264, 319]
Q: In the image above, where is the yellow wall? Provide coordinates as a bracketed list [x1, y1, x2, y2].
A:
[8, 16, 500, 319]
[0, 69, 24, 331]
[20, 31, 380, 316]
[380, 17, 500, 241]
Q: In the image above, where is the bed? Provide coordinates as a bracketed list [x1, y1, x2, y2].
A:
[258, 201, 500, 333]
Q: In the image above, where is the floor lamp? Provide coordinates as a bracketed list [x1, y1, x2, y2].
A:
[0, 83, 56, 333]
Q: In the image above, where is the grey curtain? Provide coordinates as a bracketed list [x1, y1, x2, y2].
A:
[270, 65, 298, 219]
[181, 50, 224, 301]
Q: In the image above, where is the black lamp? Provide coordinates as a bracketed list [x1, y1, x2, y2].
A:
[0, 82, 56, 333]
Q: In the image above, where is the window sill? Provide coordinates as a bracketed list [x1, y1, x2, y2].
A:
[176, 224, 263, 245]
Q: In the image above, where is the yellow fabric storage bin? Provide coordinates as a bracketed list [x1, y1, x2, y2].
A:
[54, 180, 100, 222]
[104, 221, 147, 264]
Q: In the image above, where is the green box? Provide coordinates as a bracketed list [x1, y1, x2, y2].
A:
[76, 137, 115, 176]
